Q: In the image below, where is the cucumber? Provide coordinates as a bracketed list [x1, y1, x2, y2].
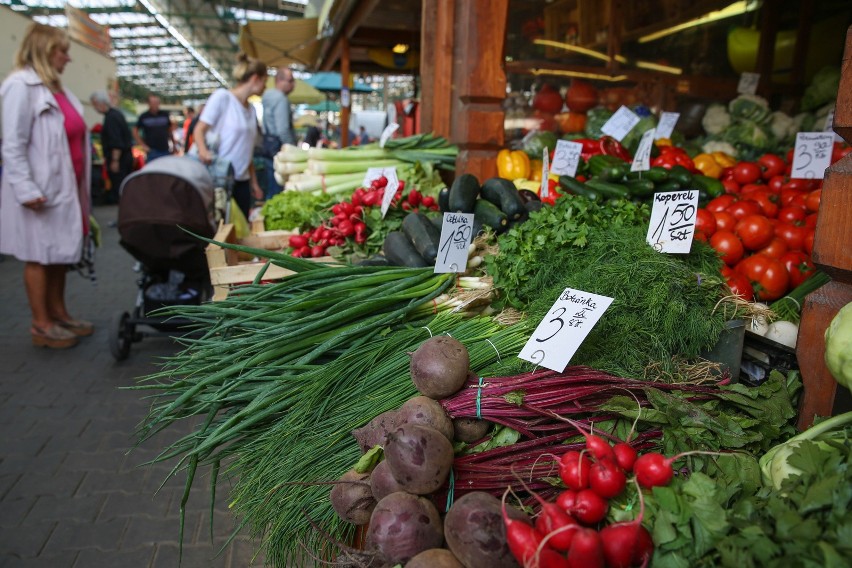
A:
[588, 154, 628, 181]
[480, 177, 527, 220]
[654, 179, 683, 192]
[558, 175, 600, 202]
[626, 166, 668, 183]
[623, 178, 656, 198]
[667, 165, 693, 187]
[437, 185, 451, 212]
[473, 198, 508, 232]
[430, 214, 444, 231]
[402, 212, 442, 263]
[383, 231, 429, 267]
[448, 174, 480, 213]
[356, 255, 391, 267]
[584, 179, 631, 200]
[692, 174, 725, 198]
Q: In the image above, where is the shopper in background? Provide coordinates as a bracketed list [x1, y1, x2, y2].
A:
[193, 53, 266, 218]
[184, 103, 204, 153]
[0, 22, 93, 349]
[261, 66, 296, 198]
[181, 106, 195, 152]
[357, 126, 370, 145]
[90, 90, 133, 203]
[133, 92, 173, 162]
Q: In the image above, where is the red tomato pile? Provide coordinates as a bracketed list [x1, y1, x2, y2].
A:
[288, 176, 440, 258]
[698, 152, 823, 302]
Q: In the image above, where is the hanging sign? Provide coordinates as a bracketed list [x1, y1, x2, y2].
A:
[737, 72, 760, 95]
[540, 148, 550, 198]
[434, 213, 474, 273]
[518, 288, 614, 372]
[646, 190, 699, 254]
[631, 128, 656, 172]
[791, 132, 833, 180]
[379, 123, 400, 148]
[655, 112, 680, 140]
[600, 106, 641, 142]
[549, 140, 583, 177]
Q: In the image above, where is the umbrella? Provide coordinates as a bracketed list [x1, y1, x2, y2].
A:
[303, 72, 374, 93]
[264, 76, 324, 104]
[306, 100, 341, 113]
[294, 114, 319, 128]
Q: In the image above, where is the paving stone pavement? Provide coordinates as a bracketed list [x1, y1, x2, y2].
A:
[0, 205, 266, 567]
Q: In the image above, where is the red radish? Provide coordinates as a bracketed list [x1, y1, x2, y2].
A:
[422, 196, 435, 207]
[633, 450, 721, 488]
[600, 478, 654, 568]
[537, 549, 571, 568]
[556, 490, 576, 512]
[548, 414, 616, 461]
[408, 189, 422, 206]
[501, 489, 547, 567]
[566, 528, 604, 568]
[288, 234, 308, 249]
[589, 459, 627, 499]
[612, 442, 638, 473]
[559, 451, 591, 490]
[571, 489, 608, 525]
[513, 477, 578, 553]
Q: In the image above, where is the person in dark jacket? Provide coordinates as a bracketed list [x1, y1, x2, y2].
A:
[90, 90, 133, 203]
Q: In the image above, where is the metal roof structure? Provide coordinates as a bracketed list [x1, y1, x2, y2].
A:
[0, 0, 310, 99]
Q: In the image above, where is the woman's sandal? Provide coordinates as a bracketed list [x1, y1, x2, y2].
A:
[58, 318, 94, 337]
[31, 324, 78, 349]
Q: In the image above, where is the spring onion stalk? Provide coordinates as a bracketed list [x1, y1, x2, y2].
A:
[307, 147, 391, 161]
[275, 161, 307, 174]
[769, 270, 831, 323]
[276, 144, 308, 162]
[284, 172, 365, 192]
[307, 158, 404, 175]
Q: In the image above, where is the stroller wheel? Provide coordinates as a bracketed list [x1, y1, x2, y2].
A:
[109, 311, 133, 361]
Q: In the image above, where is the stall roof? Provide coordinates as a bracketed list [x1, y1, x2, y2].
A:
[239, 17, 321, 69]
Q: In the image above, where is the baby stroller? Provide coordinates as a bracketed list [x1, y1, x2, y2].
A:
[109, 155, 219, 360]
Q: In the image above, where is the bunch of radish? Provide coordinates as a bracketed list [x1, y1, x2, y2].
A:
[503, 422, 709, 568]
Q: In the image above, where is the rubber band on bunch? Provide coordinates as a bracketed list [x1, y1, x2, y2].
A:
[421, 326, 433, 337]
[476, 376, 485, 419]
[485, 339, 502, 363]
[445, 468, 455, 512]
[782, 295, 801, 310]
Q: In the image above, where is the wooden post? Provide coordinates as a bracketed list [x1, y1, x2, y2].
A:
[420, 0, 455, 138]
[755, 0, 779, 96]
[795, 26, 852, 428]
[449, 0, 508, 180]
[340, 37, 351, 148]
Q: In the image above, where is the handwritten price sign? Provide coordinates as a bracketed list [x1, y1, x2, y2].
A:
[631, 128, 656, 172]
[791, 132, 833, 180]
[518, 288, 614, 372]
[379, 123, 400, 148]
[600, 106, 641, 142]
[361, 167, 399, 218]
[655, 112, 680, 140]
[737, 72, 760, 95]
[646, 190, 699, 254]
[549, 140, 584, 177]
[434, 213, 473, 273]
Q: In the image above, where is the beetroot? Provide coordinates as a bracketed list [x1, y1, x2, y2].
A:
[397, 396, 454, 441]
[385, 424, 454, 495]
[452, 417, 491, 443]
[329, 469, 376, 525]
[352, 409, 399, 453]
[370, 459, 405, 502]
[405, 548, 464, 568]
[444, 492, 523, 568]
[367, 491, 443, 564]
[409, 336, 470, 399]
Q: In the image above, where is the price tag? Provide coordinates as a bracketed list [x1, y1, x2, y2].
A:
[630, 128, 656, 172]
[540, 148, 550, 198]
[549, 140, 583, 177]
[737, 72, 760, 95]
[518, 288, 614, 372]
[600, 106, 641, 142]
[379, 123, 400, 148]
[646, 190, 699, 254]
[655, 112, 680, 140]
[791, 132, 833, 180]
[434, 213, 474, 273]
[362, 167, 400, 218]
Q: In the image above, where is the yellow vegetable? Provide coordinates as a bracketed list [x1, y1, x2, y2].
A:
[654, 138, 673, 147]
[711, 151, 736, 168]
[497, 149, 530, 180]
[693, 153, 724, 178]
[529, 159, 543, 182]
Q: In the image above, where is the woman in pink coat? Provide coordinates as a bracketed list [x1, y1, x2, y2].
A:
[0, 23, 92, 349]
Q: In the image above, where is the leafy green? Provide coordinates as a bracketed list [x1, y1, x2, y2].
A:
[585, 106, 614, 138]
[261, 191, 330, 231]
[801, 66, 841, 112]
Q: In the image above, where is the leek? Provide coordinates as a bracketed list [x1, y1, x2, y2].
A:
[307, 158, 403, 175]
[284, 172, 364, 193]
[307, 147, 390, 161]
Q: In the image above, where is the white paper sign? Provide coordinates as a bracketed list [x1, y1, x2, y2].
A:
[379, 123, 400, 148]
[646, 190, 699, 254]
[434, 213, 474, 273]
[518, 288, 614, 372]
[361, 167, 400, 218]
[549, 140, 583, 177]
[791, 132, 833, 180]
[341, 88, 351, 108]
[737, 72, 760, 95]
[655, 112, 680, 140]
[600, 106, 641, 142]
[631, 128, 656, 172]
[541, 148, 550, 198]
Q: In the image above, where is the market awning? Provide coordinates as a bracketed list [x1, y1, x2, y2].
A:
[239, 17, 321, 69]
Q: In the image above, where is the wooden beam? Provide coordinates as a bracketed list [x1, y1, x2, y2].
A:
[341, 37, 351, 148]
[606, 0, 622, 74]
[789, 0, 815, 89]
[755, 0, 779, 95]
[319, 0, 382, 71]
[420, 0, 454, 137]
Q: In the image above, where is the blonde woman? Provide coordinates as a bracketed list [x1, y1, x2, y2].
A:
[0, 23, 92, 349]
[193, 53, 267, 217]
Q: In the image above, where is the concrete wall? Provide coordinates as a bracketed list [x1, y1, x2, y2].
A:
[0, 5, 117, 129]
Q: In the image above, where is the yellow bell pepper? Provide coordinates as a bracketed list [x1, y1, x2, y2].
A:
[654, 138, 673, 147]
[497, 149, 530, 180]
[710, 151, 736, 168]
[529, 159, 543, 182]
[693, 153, 723, 178]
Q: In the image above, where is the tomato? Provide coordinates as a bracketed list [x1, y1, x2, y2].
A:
[804, 229, 815, 255]
[775, 222, 807, 251]
[743, 190, 779, 218]
[735, 214, 774, 251]
[758, 237, 789, 259]
[783, 178, 810, 192]
[732, 161, 762, 184]
[722, 178, 741, 194]
[780, 251, 816, 288]
[804, 213, 819, 229]
[693, 230, 708, 243]
[789, 192, 808, 210]
[710, 231, 745, 266]
[713, 210, 738, 232]
[740, 183, 765, 195]
[726, 200, 762, 220]
[805, 189, 821, 213]
[767, 175, 787, 193]
[758, 153, 786, 180]
[696, 209, 717, 238]
[725, 271, 754, 301]
[776, 206, 808, 225]
[832, 141, 852, 163]
[736, 254, 790, 301]
[707, 194, 738, 213]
